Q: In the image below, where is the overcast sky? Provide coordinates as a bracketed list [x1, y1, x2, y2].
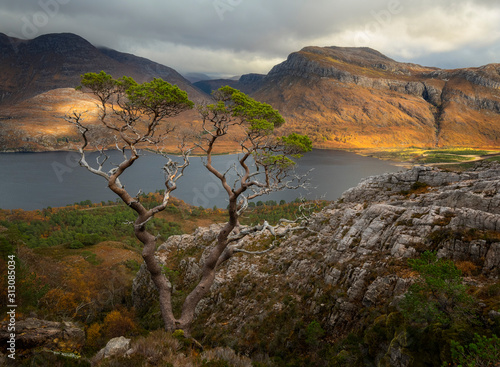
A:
[1, 0, 499, 78]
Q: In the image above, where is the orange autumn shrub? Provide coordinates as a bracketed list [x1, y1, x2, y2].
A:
[103, 309, 138, 338]
[40, 288, 79, 317]
[86, 322, 104, 350]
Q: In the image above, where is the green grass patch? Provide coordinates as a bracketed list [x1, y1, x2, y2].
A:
[80, 250, 103, 265]
[419, 153, 474, 164]
[429, 148, 492, 156]
[363, 147, 500, 164]
[434, 162, 478, 171]
[363, 148, 426, 162]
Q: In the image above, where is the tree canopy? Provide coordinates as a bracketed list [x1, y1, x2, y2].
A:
[67, 74, 312, 335]
[198, 86, 312, 209]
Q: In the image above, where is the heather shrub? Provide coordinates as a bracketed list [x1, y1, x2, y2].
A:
[201, 347, 253, 367]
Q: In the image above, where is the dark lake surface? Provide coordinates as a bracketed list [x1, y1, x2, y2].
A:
[0, 150, 401, 210]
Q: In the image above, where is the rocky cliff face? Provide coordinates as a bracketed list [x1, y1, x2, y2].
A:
[133, 162, 500, 365]
[253, 46, 500, 148]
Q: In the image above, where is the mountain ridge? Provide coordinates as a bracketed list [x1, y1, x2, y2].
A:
[0, 32, 207, 105]
[0, 32, 210, 152]
[1, 32, 500, 152]
[252, 46, 500, 148]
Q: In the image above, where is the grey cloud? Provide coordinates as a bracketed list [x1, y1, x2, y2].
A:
[402, 43, 500, 69]
[0, 0, 499, 75]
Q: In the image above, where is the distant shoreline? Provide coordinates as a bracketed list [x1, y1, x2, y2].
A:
[2, 146, 500, 171]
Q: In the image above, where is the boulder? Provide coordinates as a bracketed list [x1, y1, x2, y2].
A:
[92, 336, 131, 364]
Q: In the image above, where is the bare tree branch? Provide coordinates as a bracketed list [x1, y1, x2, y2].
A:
[67, 79, 313, 336]
[67, 72, 196, 333]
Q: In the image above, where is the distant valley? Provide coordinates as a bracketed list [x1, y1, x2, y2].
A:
[1, 32, 500, 152]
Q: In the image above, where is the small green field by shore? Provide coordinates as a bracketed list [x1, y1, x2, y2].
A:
[355, 147, 500, 168]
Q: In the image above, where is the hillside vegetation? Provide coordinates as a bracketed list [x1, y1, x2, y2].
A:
[1, 163, 499, 366]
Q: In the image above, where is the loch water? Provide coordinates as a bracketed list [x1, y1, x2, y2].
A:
[0, 149, 401, 210]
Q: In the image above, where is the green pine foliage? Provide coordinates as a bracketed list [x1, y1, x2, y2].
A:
[0, 201, 182, 249]
[79, 71, 194, 114]
[0, 197, 322, 250]
[400, 251, 476, 326]
[447, 333, 500, 367]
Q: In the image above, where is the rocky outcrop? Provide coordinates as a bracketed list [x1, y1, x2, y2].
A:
[430, 65, 500, 90]
[133, 162, 500, 363]
[268, 51, 356, 81]
[0, 317, 85, 353]
[266, 49, 435, 101]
